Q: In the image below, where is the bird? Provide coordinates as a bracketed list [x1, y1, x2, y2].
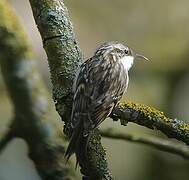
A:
[65, 41, 148, 164]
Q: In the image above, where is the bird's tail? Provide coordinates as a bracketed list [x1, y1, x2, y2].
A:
[65, 122, 89, 166]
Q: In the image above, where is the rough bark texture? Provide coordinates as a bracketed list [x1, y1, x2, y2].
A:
[0, 0, 76, 179]
[28, 0, 189, 179]
[112, 102, 189, 144]
[29, 0, 113, 179]
[1, 0, 189, 179]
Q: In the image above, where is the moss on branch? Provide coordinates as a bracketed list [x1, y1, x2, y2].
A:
[26, 0, 188, 179]
[112, 102, 189, 145]
[29, 0, 113, 179]
[0, 0, 76, 179]
[29, 0, 81, 121]
[28, 0, 189, 179]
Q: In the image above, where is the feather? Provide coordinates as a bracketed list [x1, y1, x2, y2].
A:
[65, 42, 133, 164]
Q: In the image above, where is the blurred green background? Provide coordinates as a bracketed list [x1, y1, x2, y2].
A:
[0, 0, 189, 179]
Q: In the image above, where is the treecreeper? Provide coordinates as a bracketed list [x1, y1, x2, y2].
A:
[65, 41, 148, 166]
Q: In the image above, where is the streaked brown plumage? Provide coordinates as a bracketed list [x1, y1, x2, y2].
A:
[65, 41, 147, 164]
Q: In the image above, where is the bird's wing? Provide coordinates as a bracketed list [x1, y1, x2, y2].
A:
[85, 65, 127, 135]
[71, 56, 127, 136]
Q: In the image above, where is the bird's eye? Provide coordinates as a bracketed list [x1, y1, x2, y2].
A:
[124, 49, 129, 54]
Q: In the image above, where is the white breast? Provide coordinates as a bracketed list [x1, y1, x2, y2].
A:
[120, 56, 134, 71]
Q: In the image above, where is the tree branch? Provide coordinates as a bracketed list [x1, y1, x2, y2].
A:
[100, 128, 189, 159]
[29, 0, 113, 179]
[112, 102, 189, 145]
[28, 0, 189, 178]
[0, 0, 76, 179]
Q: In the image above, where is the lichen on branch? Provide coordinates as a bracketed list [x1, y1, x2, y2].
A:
[29, 0, 113, 179]
[112, 102, 189, 145]
[0, 0, 76, 179]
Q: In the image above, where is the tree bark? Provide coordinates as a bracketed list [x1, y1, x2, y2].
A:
[28, 0, 189, 179]
[101, 128, 189, 159]
[0, 0, 76, 179]
[29, 0, 113, 179]
[112, 102, 189, 144]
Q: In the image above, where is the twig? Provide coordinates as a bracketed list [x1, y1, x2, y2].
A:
[100, 128, 189, 159]
[112, 102, 189, 145]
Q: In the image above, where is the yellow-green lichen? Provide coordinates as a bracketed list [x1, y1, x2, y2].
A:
[119, 101, 171, 123]
[179, 123, 189, 131]
[117, 101, 189, 145]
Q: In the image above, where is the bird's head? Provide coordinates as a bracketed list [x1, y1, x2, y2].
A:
[95, 41, 148, 70]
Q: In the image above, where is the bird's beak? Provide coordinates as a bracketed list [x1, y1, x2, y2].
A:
[131, 49, 149, 61]
[135, 53, 149, 61]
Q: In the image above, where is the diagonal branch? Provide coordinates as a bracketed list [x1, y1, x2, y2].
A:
[29, 0, 113, 179]
[100, 128, 189, 159]
[112, 102, 189, 145]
